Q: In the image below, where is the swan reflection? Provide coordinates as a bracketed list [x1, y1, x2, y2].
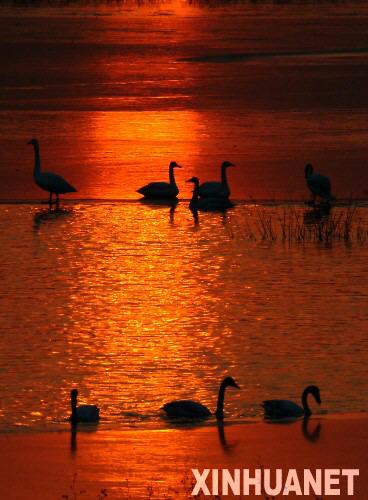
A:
[70, 422, 99, 455]
[302, 417, 322, 443]
[138, 198, 178, 223]
[303, 204, 331, 225]
[217, 423, 238, 455]
[33, 206, 72, 231]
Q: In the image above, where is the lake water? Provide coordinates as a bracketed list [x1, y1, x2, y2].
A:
[0, 202, 367, 432]
[0, 0, 367, 433]
[0, 0, 368, 200]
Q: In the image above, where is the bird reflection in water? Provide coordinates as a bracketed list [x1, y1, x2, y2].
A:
[302, 417, 322, 443]
[70, 422, 99, 455]
[303, 203, 331, 225]
[217, 423, 238, 455]
[190, 206, 232, 228]
[138, 198, 178, 224]
[33, 206, 72, 231]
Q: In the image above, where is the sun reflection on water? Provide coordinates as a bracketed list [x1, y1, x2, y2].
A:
[0, 203, 367, 430]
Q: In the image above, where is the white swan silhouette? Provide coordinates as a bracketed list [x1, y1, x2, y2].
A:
[187, 177, 233, 211]
[137, 161, 181, 199]
[305, 164, 333, 204]
[262, 385, 322, 419]
[28, 138, 77, 205]
[163, 377, 240, 421]
[198, 161, 234, 199]
[70, 389, 100, 424]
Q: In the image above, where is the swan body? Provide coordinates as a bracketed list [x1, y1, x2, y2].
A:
[262, 385, 321, 419]
[137, 161, 181, 199]
[305, 164, 333, 203]
[187, 177, 234, 212]
[70, 389, 100, 424]
[163, 400, 211, 419]
[28, 138, 77, 204]
[163, 376, 240, 421]
[198, 161, 234, 199]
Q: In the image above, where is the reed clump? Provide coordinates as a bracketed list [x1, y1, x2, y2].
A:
[229, 204, 368, 244]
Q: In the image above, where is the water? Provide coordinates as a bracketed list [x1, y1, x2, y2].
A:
[0, 1, 368, 200]
[0, 0, 367, 432]
[0, 202, 367, 432]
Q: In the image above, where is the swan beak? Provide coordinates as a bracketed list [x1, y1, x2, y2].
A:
[27, 140, 32, 145]
[234, 382, 240, 389]
[185, 178, 193, 183]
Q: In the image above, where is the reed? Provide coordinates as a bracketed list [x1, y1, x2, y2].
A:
[228, 204, 368, 244]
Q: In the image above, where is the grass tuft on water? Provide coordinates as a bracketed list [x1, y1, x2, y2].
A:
[228, 204, 368, 244]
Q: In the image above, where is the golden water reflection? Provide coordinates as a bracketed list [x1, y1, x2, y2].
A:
[0, 203, 367, 430]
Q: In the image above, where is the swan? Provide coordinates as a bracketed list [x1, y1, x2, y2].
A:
[137, 161, 181, 199]
[187, 177, 234, 211]
[28, 138, 77, 205]
[262, 385, 321, 419]
[198, 161, 234, 199]
[304, 164, 333, 204]
[162, 376, 240, 421]
[70, 389, 100, 424]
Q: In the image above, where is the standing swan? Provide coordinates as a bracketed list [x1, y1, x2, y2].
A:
[137, 161, 182, 199]
[198, 161, 235, 199]
[304, 164, 333, 204]
[70, 389, 100, 424]
[162, 377, 240, 421]
[187, 177, 233, 211]
[28, 138, 77, 205]
[262, 385, 322, 419]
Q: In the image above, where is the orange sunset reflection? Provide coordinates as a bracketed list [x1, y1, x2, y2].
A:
[82, 111, 204, 199]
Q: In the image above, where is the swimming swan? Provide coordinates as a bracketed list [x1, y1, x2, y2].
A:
[187, 177, 234, 211]
[198, 161, 234, 199]
[305, 164, 333, 204]
[137, 161, 181, 199]
[262, 385, 322, 419]
[28, 138, 77, 205]
[70, 389, 100, 424]
[163, 377, 240, 421]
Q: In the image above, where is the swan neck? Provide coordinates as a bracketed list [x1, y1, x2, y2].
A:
[169, 165, 176, 186]
[215, 382, 227, 421]
[191, 182, 199, 203]
[71, 396, 78, 422]
[302, 389, 311, 416]
[221, 165, 228, 187]
[33, 143, 41, 176]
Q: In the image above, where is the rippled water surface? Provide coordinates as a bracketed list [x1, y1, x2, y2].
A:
[0, 202, 367, 431]
[0, 0, 368, 199]
[0, 0, 367, 433]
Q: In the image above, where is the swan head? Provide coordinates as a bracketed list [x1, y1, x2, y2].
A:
[305, 385, 321, 405]
[222, 161, 235, 169]
[27, 138, 39, 147]
[305, 163, 314, 178]
[186, 176, 199, 186]
[222, 376, 240, 389]
[169, 161, 181, 169]
[71, 389, 78, 401]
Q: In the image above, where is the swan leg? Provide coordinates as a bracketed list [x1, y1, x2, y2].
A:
[56, 193, 60, 206]
[48, 192, 53, 206]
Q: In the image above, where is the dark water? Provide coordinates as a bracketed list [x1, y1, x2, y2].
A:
[0, 0, 368, 199]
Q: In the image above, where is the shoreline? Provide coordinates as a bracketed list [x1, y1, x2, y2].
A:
[1, 198, 368, 206]
[1, 413, 367, 499]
